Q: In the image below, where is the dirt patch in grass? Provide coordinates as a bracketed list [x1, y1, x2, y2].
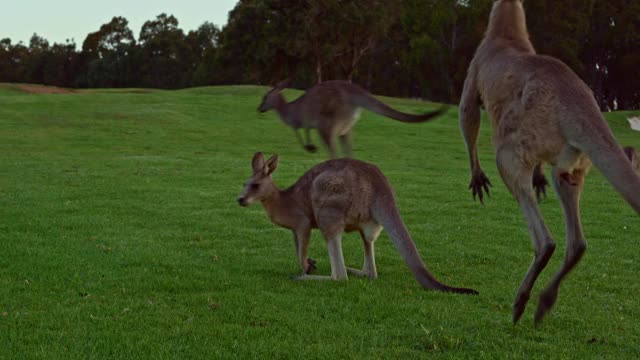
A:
[1, 83, 162, 95]
[12, 84, 77, 94]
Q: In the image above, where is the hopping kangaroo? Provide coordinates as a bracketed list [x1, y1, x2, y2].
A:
[460, 0, 640, 324]
[237, 152, 477, 295]
[258, 80, 448, 158]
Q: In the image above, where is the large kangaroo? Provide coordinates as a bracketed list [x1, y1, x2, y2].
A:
[459, 0, 640, 324]
[237, 152, 477, 295]
[258, 80, 448, 158]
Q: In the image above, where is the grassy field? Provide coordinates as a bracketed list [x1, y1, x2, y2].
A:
[1, 83, 639, 358]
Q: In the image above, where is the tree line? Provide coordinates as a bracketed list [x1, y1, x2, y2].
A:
[1, 0, 638, 110]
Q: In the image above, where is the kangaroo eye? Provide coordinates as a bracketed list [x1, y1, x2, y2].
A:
[250, 183, 260, 190]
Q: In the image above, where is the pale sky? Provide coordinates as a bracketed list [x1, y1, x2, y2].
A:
[0, 0, 238, 47]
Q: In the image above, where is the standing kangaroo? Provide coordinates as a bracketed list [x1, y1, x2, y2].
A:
[459, 0, 640, 324]
[258, 80, 448, 158]
[237, 152, 477, 295]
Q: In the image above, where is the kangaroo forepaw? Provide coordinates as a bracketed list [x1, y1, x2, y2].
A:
[532, 172, 549, 202]
[534, 288, 558, 326]
[468, 170, 492, 204]
[304, 144, 317, 153]
[512, 293, 530, 324]
[304, 258, 317, 274]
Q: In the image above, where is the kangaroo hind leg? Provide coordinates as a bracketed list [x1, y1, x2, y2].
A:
[534, 166, 587, 325]
[318, 128, 338, 159]
[292, 226, 316, 275]
[347, 223, 382, 279]
[296, 226, 348, 281]
[496, 145, 556, 323]
[339, 130, 353, 158]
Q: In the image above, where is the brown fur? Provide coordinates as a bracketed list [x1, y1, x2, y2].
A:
[238, 152, 477, 294]
[258, 80, 448, 158]
[623, 146, 640, 173]
[460, 0, 640, 324]
[534, 146, 640, 199]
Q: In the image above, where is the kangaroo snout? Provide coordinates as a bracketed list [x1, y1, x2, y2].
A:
[237, 197, 249, 207]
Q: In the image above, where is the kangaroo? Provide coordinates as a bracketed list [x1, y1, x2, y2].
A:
[257, 80, 448, 158]
[459, 0, 640, 324]
[533, 146, 640, 200]
[237, 152, 478, 295]
[623, 146, 640, 171]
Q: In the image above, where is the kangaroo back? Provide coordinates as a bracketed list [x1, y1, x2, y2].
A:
[371, 196, 478, 294]
[350, 88, 448, 123]
[573, 117, 640, 213]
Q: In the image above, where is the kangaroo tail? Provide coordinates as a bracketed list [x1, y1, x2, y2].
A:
[351, 90, 449, 123]
[372, 198, 478, 295]
[574, 118, 640, 213]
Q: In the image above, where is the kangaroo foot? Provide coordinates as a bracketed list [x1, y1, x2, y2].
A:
[512, 292, 530, 324]
[534, 287, 558, 326]
[304, 258, 317, 274]
[469, 170, 492, 204]
[346, 267, 368, 277]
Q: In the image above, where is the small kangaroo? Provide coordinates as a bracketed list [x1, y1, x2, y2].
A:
[237, 152, 478, 295]
[257, 80, 448, 158]
[533, 146, 640, 200]
[459, 0, 640, 324]
[623, 146, 640, 173]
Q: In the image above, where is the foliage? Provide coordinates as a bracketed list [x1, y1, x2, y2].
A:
[0, 2, 639, 108]
[583, 0, 640, 110]
[401, 0, 492, 102]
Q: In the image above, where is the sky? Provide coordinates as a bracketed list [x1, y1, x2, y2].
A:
[1, 0, 238, 46]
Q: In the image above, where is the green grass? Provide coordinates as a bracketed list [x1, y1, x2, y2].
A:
[1, 83, 639, 359]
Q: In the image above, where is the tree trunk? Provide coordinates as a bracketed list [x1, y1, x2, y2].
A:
[315, 57, 323, 83]
[366, 56, 373, 89]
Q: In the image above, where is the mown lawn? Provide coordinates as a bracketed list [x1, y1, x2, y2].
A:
[1, 84, 639, 358]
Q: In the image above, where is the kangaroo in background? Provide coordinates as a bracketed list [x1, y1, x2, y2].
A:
[533, 146, 640, 200]
[623, 146, 640, 171]
[258, 80, 448, 158]
[237, 152, 478, 295]
[459, 0, 640, 324]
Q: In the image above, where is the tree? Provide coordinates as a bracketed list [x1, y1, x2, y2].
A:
[0, 38, 13, 82]
[186, 22, 219, 60]
[26, 33, 51, 84]
[186, 22, 221, 85]
[137, 14, 194, 88]
[525, 0, 595, 79]
[82, 16, 135, 58]
[328, 0, 402, 82]
[401, 0, 491, 102]
[215, 0, 303, 85]
[42, 40, 78, 87]
[217, 0, 402, 86]
[583, 0, 640, 110]
[80, 16, 138, 87]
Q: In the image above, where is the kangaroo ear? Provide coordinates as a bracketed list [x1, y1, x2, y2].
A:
[264, 154, 279, 175]
[252, 152, 265, 173]
[276, 78, 290, 89]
